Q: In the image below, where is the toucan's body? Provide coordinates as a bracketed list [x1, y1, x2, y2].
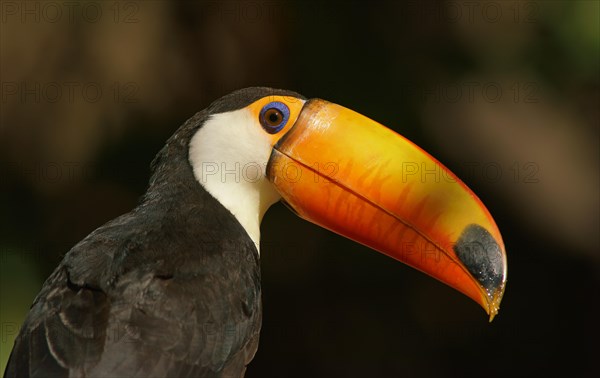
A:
[5, 100, 264, 377]
[5, 88, 506, 377]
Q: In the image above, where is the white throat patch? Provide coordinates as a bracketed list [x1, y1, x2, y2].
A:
[188, 108, 282, 254]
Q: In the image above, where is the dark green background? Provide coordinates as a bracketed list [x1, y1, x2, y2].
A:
[1, 1, 598, 377]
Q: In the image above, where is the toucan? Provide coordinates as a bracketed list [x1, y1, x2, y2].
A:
[4, 87, 506, 377]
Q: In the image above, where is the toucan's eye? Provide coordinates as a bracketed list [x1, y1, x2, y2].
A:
[259, 101, 290, 134]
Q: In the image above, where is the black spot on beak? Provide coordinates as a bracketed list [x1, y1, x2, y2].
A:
[454, 224, 504, 293]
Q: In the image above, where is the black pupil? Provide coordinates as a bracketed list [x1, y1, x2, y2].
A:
[267, 109, 281, 124]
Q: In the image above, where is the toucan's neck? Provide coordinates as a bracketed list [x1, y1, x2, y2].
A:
[139, 111, 260, 255]
[187, 109, 281, 253]
[191, 171, 277, 252]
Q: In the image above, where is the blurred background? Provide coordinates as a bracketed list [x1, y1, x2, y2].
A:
[1, 0, 598, 377]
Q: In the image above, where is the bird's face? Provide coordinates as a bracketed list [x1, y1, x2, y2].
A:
[189, 91, 506, 319]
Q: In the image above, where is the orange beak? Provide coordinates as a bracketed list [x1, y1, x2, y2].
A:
[267, 99, 507, 320]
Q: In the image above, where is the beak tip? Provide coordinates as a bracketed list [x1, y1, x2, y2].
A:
[453, 223, 507, 321]
[486, 281, 506, 322]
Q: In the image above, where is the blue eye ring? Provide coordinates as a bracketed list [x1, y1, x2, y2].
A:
[259, 101, 290, 134]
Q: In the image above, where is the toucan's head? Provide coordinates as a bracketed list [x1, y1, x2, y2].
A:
[185, 87, 507, 320]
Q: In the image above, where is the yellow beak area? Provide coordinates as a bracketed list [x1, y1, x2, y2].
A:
[266, 99, 507, 320]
